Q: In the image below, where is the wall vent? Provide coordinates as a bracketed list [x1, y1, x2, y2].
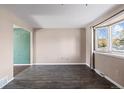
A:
[99, 72, 105, 77]
[94, 69, 105, 77]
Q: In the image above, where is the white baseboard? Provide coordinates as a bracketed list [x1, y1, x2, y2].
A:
[14, 64, 32, 66]
[94, 69, 124, 89]
[0, 77, 14, 89]
[14, 63, 87, 65]
[86, 63, 90, 68]
[94, 69, 104, 77]
[33, 63, 86, 65]
[105, 75, 124, 89]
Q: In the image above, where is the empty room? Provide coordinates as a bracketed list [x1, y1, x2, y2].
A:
[0, 4, 124, 89]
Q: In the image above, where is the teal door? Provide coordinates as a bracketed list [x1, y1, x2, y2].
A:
[14, 28, 30, 64]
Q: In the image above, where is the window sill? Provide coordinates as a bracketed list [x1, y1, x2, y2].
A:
[94, 51, 124, 60]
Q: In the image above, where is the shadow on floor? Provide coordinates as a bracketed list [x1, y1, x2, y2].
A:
[14, 65, 30, 76]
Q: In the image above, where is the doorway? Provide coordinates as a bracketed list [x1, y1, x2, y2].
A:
[13, 26, 31, 76]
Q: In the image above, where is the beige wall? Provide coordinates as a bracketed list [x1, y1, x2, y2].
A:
[86, 5, 124, 66]
[80, 28, 86, 63]
[0, 7, 32, 82]
[33, 28, 86, 64]
[86, 5, 124, 87]
[86, 27, 92, 66]
[95, 53, 124, 87]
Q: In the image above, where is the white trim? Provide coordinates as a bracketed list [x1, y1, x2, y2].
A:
[109, 25, 112, 52]
[94, 51, 124, 60]
[86, 63, 90, 68]
[30, 31, 33, 65]
[90, 27, 94, 69]
[14, 64, 32, 66]
[105, 75, 124, 89]
[13, 24, 31, 32]
[94, 69, 124, 89]
[94, 69, 104, 77]
[33, 63, 86, 65]
[0, 77, 14, 89]
[14, 63, 87, 66]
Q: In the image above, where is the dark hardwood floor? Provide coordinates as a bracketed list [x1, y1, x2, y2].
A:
[3, 65, 118, 89]
[14, 65, 30, 76]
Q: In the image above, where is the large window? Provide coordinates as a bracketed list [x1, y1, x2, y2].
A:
[111, 21, 124, 52]
[95, 27, 109, 51]
[95, 20, 124, 53]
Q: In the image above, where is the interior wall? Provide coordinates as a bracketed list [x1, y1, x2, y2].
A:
[95, 53, 124, 87]
[80, 28, 86, 63]
[33, 28, 86, 64]
[86, 27, 92, 66]
[85, 5, 124, 87]
[0, 7, 32, 84]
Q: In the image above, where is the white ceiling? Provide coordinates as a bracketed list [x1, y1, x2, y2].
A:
[2, 4, 116, 28]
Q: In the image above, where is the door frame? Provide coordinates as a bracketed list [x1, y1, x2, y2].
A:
[13, 24, 33, 65]
[89, 27, 95, 69]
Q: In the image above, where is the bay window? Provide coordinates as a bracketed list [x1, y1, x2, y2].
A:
[95, 20, 124, 53]
[111, 21, 124, 52]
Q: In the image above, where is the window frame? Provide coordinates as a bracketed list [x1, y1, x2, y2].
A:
[95, 26, 109, 52]
[95, 20, 124, 54]
[111, 20, 124, 53]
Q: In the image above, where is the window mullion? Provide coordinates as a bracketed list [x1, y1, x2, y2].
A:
[109, 26, 112, 53]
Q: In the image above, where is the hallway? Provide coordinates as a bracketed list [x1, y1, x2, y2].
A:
[3, 65, 118, 89]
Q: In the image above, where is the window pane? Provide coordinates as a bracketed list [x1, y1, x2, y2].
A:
[95, 27, 109, 51]
[112, 21, 124, 51]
